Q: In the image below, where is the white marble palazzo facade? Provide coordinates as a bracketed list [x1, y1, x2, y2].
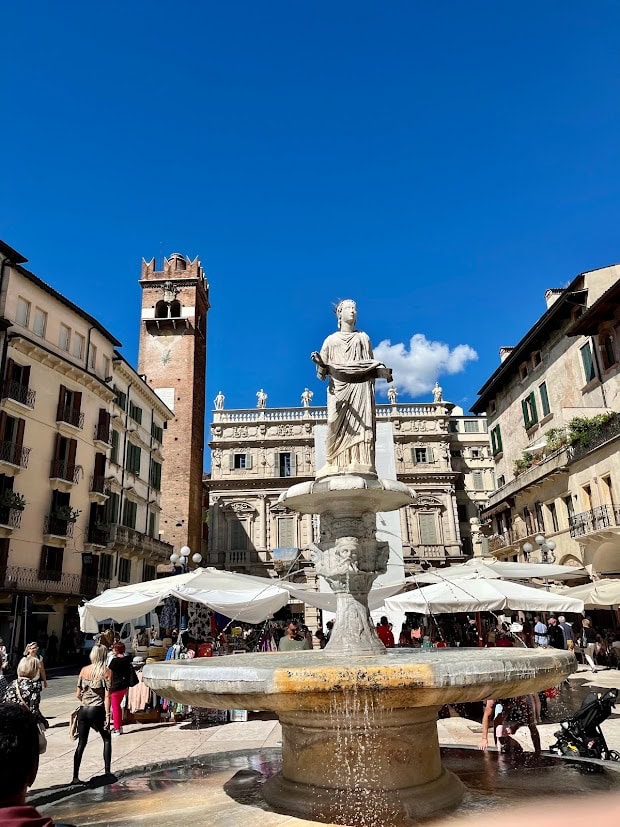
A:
[204, 403, 491, 580]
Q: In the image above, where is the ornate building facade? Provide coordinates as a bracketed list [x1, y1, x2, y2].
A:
[472, 265, 620, 576]
[138, 254, 209, 556]
[204, 400, 492, 587]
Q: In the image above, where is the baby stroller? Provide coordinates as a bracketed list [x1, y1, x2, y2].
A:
[550, 688, 620, 761]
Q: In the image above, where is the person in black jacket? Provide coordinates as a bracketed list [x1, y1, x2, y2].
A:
[107, 642, 134, 735]
[547, 617, 565, 649]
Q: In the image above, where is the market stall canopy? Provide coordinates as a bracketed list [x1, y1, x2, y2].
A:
[385, 575, 585, 615]
[79, 568, 411, 632]
[559, 578, 620, 608]
[411, 559, 587, 584]
[80, 568, 291, 631]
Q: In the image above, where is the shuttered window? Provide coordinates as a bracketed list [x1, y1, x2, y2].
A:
[580, 343, 596, 383]
[149, 459, 162, 490]
[122, 499, 137, 529]
[539, 382, 550, 417]
[126, 443, 141, 476]
[277, 517, 296, 548]
[419, 513, 439, 545]
[521, 392, 538, 429]
[490, 425, 503, 455]
[230, 519, 249, 550]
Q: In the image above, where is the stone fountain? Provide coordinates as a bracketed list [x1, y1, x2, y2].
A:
[143, 299, 576, 825]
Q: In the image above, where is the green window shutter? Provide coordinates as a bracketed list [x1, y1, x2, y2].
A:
[580, 343, 595, 382]
[110, 430, 119, 463]
[497, 426, 503, 453]
[539, 382, 550, 417]
[529, 391, 538, 425]
[521, 398, 529, 427]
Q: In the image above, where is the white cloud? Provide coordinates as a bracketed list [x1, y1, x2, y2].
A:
[374, 334, 478, 399]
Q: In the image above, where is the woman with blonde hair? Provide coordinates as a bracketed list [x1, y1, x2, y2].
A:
[72, 643, 112, 785]
[4, 656, 44, 718]
[23, 641, 47, 689]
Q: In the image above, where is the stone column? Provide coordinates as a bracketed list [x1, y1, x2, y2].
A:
[258, 494, 267, 550]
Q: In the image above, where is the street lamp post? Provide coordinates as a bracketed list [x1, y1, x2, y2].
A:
[170, 544, 203, 573]
[522, 534, 556, 563]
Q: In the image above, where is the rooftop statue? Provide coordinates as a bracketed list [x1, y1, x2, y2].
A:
[311, 299, 392, 477]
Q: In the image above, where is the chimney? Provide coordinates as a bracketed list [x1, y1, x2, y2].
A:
[499, 347, 514, 363]
[545, 288, 564, 309]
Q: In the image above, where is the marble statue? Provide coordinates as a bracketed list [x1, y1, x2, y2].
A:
[300, 387, 313, 408]
[432, 381, 443, 403]
[214, 391, 225, 411]
[387, 386, 398, 405]
[311, 299, 392, 477]
[256, 388, 267, 408]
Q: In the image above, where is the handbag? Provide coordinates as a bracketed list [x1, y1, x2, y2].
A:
[69, 706, 80, 740]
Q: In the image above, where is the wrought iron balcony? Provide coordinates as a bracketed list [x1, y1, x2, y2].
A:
[43, 514, 75, 538]
[569, 504, 620, 538]
[56, 406, 84, 429]
[50, 460, 80, 484]
[0, 506, 23, 530]
[1, 565, 108, 596]
[2, 380, 36, 408]
[89, 475, 109, 495]
[0, 440, 30, 468]
[108, 523, 174, 559]
[93, 423, 111, 444]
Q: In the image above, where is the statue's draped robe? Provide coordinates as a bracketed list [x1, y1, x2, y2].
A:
[319, 330, 384, 473]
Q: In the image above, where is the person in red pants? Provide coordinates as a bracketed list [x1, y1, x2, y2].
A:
[107, 642, 134, 735]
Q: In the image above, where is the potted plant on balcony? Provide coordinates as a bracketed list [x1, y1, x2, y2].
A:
[52, 505, 81, 522]
[0, 490, 26, 511]
[513, 451, 534, 477]
[545, 427, 568, 453]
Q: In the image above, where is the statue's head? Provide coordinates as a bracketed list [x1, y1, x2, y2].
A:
[336, 299, 357, 329]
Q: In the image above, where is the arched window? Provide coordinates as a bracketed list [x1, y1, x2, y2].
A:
[155, 300, 168, 319]
[169, 300, 181, 318]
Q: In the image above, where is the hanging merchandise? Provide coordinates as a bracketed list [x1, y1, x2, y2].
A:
[188, 602, 212, 641]
[159, 596, 178, 631]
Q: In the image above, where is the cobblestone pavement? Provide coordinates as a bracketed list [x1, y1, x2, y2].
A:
[31, 664, 620, 799]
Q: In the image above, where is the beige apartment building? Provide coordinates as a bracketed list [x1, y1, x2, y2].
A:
[204, 398, 491, 595]
[0, 240, 173, 652]
[472, 265, 620, 576]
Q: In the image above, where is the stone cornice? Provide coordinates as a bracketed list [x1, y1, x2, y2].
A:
[9, 334, 115, 401]
[112, 356, 174, 421]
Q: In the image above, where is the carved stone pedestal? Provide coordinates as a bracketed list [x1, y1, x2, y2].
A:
[278, 474, 414, 657]
[262, 705, 464, 825]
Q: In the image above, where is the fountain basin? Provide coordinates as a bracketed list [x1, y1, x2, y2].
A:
[144, 648, 576, 824]
[278, 474, 413, 514]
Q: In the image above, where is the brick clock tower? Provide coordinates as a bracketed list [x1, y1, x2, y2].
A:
[138, 253, 209, 557]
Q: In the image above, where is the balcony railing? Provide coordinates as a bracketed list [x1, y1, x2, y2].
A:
[93, 424, 111, 444]
[569, 504, 620, 538]
[108, 523, 174, 559]
[89, 475, 108, 495]
[87, 525, 110, 546]
[226, 550, 249, 566]
[488, 530, 518, 552]
[1, 565, 108, 596]
[0, 440, 30, 468]
[404, 544, 448, 559]
[50, 460, 80, 484]
[43, 514, 75, 538]
[2, 380, 36, 408]
[0, 506, 23, 529]
[57, 406, 84, 429]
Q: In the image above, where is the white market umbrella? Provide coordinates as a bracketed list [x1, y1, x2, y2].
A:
[559, 578, 620, 608]
[80, 567, 291, 630]
[385, 575, 585, 615]
[285, 580, 408, 613]
[416, 559, 588, 583]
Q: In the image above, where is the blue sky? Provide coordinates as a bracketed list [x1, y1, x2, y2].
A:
[2, 2, 620, 419]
